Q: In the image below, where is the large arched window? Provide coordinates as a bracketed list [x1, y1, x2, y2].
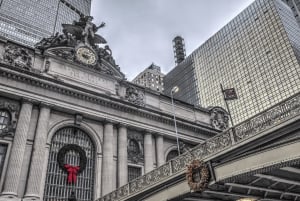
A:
[44, 127, 95, 201]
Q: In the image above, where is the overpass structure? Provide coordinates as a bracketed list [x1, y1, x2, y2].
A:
[98, 92, 300, 201]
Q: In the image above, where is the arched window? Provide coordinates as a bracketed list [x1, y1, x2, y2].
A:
[0, 110, 10, 130]
[44, 127, 95, 201]
[166, 150, 179, 162]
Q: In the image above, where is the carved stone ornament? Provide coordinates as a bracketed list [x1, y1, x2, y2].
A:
[35, 15, 123, 78]
[209, 106, 229, 130]
[0, 98, 20, 136]
[186, 160, 209, 192]
[125, 86, 145, 107]
[127, 130, 144, 164]
[1, 44, 32, 70]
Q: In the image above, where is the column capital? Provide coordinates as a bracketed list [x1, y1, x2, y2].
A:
[103, 119, 117, 125]
[21, 97, 37, 105]
[39, 102, 53, 109]
[155, 133, 164, 137]
[117, 122, 128, 128]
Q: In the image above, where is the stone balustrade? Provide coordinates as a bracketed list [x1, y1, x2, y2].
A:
[97, 92, 300, 201]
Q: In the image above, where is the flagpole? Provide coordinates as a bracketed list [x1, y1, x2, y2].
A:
[220, 83, 235, 127]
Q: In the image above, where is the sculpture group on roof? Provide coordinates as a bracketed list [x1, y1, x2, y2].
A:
[35, 15, 117, 67]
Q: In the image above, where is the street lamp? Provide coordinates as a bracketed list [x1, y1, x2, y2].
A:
[170, 86, 180, 156]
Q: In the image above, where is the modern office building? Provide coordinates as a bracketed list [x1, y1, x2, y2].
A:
[0, 0, 91, 47]
[132, 63, 165, 92]
[164, 56, 200, 105]
[282, 0, 300, 26]
[165, 0, 300, 124]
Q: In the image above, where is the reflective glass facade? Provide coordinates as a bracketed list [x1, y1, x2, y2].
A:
[166, 0, 300, 124]
[164, 56, 200, 105]
[195, 0, 300, 124]
[0, 0, 91, 47]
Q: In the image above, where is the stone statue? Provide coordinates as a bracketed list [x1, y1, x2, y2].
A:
[62, 15, 106, 47]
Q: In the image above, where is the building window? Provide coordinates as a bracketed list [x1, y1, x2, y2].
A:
[166, 150, 178, 161]
[44, 127, 95, 201]
[0, 110, 10, 130]
[0, 144, 7, 176]
[128, 166, 142, 182]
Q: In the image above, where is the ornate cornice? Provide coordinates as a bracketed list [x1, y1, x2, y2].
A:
[0, 64, 216, 137]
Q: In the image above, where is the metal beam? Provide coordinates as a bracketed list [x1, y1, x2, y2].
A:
[225, 183, 300, 198]
[255, 173, 300, 186]
[204, 190, 260, 199]
[280, 167, 300, 175]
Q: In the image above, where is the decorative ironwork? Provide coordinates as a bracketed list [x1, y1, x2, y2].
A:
[186, 160, 209, 192]
[98, 92, 300, 201]
[1, 44, 32, 70]
[44, 127, 95, 201]
[210, 106, 229, 130]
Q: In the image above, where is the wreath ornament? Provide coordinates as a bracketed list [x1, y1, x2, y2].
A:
[186, 160, 210, 192]
[57, 144, 87, 184]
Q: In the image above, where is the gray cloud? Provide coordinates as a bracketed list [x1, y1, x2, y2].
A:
[91, 0, 255, 80]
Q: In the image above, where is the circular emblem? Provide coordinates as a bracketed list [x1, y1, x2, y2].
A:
[186, 160, 210, 192]
[57, 144, 87, 184]
[75, 46, 97, 66]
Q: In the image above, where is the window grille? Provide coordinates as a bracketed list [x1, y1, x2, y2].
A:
[0, 110, 10, 130]
[128, 166, 142, 182]
[166, 150, 178, 162]
[43, 127, 95, 201]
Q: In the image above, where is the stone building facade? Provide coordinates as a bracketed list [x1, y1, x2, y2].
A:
[0, 18, 224, 201]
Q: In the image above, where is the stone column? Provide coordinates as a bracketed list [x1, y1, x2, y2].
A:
[101, 121, 114, 196]
[0, 100, 33, 200]
[118, 124, 127, 187]
[144, 132, 153, 173]
[24, 104, 50, 200]
[156, 134, 165, 167]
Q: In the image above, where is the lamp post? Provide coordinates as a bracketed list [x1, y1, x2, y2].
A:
[171, 86, 180, 156]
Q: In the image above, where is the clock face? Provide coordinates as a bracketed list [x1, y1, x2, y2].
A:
[76, 47, 97, 65]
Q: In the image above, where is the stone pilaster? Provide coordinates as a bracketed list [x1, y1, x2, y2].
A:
[118, 124, 127, 187]
[17, 107, 39, 197]
[156, 134, 165, 167]
[0, 100, 33, 200]
[24, 105, 50, 200]
[101, 121, 114, 196]
[144, 132, 153, 173]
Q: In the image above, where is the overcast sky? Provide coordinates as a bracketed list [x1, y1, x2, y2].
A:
[91, 0, 255, 80]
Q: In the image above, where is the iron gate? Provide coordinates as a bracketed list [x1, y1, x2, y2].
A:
[43, 127, 95, 201]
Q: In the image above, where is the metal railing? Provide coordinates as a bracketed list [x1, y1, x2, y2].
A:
[98, 92, 300, 201]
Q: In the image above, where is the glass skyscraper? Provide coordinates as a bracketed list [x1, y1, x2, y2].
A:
[0, 0, 91, 47]
[165, 0, 300, 124]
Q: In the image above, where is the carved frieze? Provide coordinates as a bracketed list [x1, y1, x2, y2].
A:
[1, 44, 32, 70]
[0, 98, 20, 136]
[125, 86, 145, 107]
[209, 106, 229, 130]
[127, 130, 144, 164]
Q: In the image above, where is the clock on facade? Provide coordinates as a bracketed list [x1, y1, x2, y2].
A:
[75, 46, 97, 66]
